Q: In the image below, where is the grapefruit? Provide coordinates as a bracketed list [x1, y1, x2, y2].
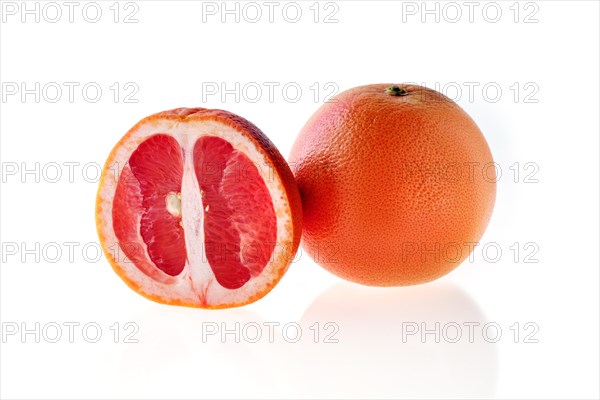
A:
[96, 108, 302, 308]
[289, 84, 496, 286]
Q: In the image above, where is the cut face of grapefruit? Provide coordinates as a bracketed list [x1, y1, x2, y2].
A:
[96, 108, 302, 308]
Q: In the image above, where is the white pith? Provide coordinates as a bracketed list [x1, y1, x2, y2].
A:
[165, 192, 182, 217]
[97, 117, 293, 307]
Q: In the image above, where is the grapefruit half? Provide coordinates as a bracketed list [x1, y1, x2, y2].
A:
[96, 108, 301, 308]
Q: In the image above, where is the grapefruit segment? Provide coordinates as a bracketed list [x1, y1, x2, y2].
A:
[194, 136, 277, 290]
[112, 164, 176, 284]
[96, 108, 301, 308]
[127, 134, 186, 277]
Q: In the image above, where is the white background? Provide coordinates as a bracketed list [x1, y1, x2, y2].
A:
[1, 1, 599, 399]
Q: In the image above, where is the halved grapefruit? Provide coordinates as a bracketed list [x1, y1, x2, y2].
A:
[96, 108, 302, 308]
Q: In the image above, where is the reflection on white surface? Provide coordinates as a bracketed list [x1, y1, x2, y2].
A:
[108, 306, 292, 399]
[290, 281, 498, 399]
[106, 281, 496, 399]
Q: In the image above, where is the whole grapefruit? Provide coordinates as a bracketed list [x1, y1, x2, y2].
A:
[289, 84, 496, 286]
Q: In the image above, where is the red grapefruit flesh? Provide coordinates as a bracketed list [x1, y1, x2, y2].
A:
[194, 136, 277, 289]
